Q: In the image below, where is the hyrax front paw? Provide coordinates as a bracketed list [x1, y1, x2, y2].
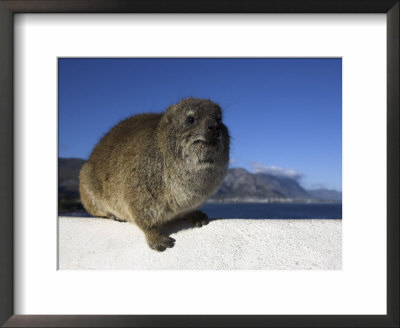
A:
[147, 234, 176, 252]
[187, 210, 209, 227]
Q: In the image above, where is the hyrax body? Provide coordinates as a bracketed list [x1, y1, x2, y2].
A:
[79, 98, 230, 251]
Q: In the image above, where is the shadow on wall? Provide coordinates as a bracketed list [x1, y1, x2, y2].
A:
[97, 216, 227, 236]
[161, 217, 226, 236]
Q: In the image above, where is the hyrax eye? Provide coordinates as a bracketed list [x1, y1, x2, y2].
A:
[186, 116, 195, 124]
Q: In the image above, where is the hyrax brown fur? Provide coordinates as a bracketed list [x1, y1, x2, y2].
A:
[79, 98, 230, 251]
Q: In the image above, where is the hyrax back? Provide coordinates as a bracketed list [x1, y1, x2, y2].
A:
[79, 98, 230, 251]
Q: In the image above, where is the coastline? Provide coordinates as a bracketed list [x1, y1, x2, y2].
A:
[205, 198, 342, 204]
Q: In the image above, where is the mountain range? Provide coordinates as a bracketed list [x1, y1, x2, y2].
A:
[213, 167, 341, 202]
[58, 158, 341, 212]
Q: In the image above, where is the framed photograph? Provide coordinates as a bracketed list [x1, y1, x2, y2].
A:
[0, 1, 398, 327]
[57, 57, 343, 269]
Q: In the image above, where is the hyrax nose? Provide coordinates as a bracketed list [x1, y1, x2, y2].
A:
[206, 120, 221, 135]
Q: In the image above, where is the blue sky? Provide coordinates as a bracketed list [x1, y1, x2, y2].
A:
[58, 58, 342, 191]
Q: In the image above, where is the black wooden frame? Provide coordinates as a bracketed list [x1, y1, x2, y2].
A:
[0, 1, 398, 327]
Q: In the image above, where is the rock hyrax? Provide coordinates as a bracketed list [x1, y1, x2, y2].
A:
[79, 97, 230, 251]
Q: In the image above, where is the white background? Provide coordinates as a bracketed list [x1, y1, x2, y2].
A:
[14, 14, 387, 314]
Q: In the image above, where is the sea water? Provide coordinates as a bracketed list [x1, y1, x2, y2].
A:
[200, 202, 342, 220]
[61, 203, 342, 219]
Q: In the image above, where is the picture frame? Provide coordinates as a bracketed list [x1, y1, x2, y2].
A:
[0, 0, 398, 327]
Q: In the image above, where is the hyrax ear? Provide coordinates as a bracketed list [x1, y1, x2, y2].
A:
[164, 104, 178, 123]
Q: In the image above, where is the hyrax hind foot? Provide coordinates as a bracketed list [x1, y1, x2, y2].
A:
[146, 234, 176, 252]
[108, 214, 127, 223]
[187, 210, 210, 227]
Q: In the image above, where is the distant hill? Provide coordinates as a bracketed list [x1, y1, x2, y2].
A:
[307, 189, 342, 202]
[58, 158, 86, 195]
[58, 158, 341, 213]
[211, 167, 316, 201]
[58, 158, 86, 213]
[213, 167, 311, 200]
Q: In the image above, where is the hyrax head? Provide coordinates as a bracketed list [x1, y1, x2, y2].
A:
[162, 97, 230, 165]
